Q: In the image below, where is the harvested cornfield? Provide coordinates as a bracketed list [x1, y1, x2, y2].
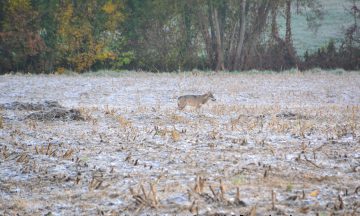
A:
[0, 71, 359, 215]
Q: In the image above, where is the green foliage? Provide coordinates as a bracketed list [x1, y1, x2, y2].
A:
[0, 0, 358, 73]
[0, 0, 47, 72]
[55, 0, 128, 73]
[0, 0, 131, 73]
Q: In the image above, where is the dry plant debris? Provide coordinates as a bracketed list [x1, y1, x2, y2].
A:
[0, 72, 359, 215]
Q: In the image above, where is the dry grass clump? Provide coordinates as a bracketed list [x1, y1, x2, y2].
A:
[35, 143, 57, 157]
[25, 119, 37, 130]
[104, 105, 116, 116]
[0, 114, 3, 129]
[88, 175, 106, 191]
[62, 149, 75, 159]
[33, 143, 75, 160]
[153, 125, 181, 142]
[16, 152, 30, 163]
[118, 115, 132, 128]
[170, 129, 181, 142]
[130, 183, 160, 211]
[26, 107, 85, 121]
[78, 107, 93, 120]
[186, 177, 248, 215]
[1, 145, 11, 159]
[169, 113, 185, 123]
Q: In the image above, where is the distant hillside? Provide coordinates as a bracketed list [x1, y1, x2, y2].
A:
[282, 0, 353, 56]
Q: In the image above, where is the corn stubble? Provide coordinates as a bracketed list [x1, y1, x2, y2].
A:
[0, 72, 359, 215]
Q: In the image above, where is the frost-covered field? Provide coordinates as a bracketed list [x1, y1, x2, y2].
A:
[0, 71, 360, 215]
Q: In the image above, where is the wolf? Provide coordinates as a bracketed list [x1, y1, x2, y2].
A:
[177, 92, 216, 110]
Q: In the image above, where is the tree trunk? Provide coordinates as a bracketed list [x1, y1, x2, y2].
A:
[242, 0, 271, 70]
[208, 1, 216, 69]
[271, 2, 280, 42]
[213, 8, 225, 71]
[233, 0, 246, 70]
[198, 5, 213, 69]
[285, 0, 292, 45]
[227, 20, 239, 67]
[183, 4, 192, 49]
[285, 0, 297, 67]
[180, 3, 192, 70]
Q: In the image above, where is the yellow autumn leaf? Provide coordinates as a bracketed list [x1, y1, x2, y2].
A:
[309, 190, 320, 197]
[96, 51, 116, 61]
[102, 2, 116, 14]
[171, 130, 180, 142]
[55, 67, 65, 74]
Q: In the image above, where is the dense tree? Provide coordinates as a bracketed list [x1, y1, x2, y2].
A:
[0, 0, 46, 72]
[0, 0, 129, 73]
[0, 0, 358, 73]
[55, 0, 128, 72]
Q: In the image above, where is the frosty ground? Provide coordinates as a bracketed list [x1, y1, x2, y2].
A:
[0, 71, 359, 215]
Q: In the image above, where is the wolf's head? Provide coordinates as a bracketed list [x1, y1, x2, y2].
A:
[206, 92, 216, 101]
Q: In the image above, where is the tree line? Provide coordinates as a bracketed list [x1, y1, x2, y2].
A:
[0, 0, 359, 74]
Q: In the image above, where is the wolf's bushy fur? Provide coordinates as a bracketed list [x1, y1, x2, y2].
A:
[177, 92, 216, 110]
